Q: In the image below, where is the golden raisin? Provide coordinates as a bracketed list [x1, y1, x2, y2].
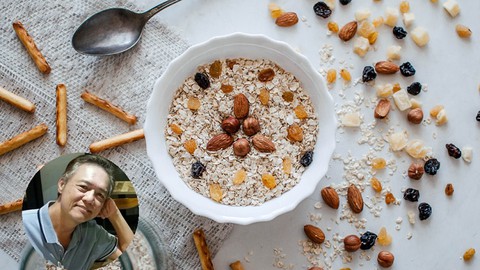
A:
[282, 91, 294, 102]
[170, 123, 183, 135]
[209, 60, 222, 78]
[220, 84, 234, 93]
[294, 105, 308, 119]
[209, 183, 223, 202]
[187, 97, 201, 110]
[373, 16, 384, 28]
[463, 248, 475, 261]
[385, 192, 396, 205]
[259, 88, 270, 105]
[445, 183, 454, 196]
[392, 83, 402, 93]
[399, 1, 410, 13]
[326, 69, 337, 84]
[370, 177, 382, 193]
[357, 20, 376, 38]
[456, 24, 472, 38]
[327, 21, 339, 33]
[271, 9, 284, 19]
[184, 139, 197, 154]
[233, 169, 247, 185]
[287, 124, 304, 142]
[282, 157, 292, 175]
[368, 31, 378, 44]
[340, 69, 351, 82]
[261, 174, 276, 189]
[377, 227, 392, 246]
[430, 105, 444, 117]
[226, 59, 237, 69]
[258, 68, 275, 82]
[371, 157, 386, 170]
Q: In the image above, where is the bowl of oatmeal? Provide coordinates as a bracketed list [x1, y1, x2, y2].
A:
[144, 33, 336, 225]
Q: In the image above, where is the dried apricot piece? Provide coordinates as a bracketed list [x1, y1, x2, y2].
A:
[370, 177, 382, 193]
[371, 157, 386, 170]
[282, 157, 292, 175]
[463, 248, 475, 261]
[282, 91, 294, 102]
[170, 123, 183, 135]
[287, 124, 304, 142]
[385, 192, 396, 205]
[261, 174, 276, 189]
[233, 169, 247, 185]
[209, 60, 222, 78]
[184, 139, 197, 154]
[259, 88, 270, 105]
[258, 68, 275, 82]
[326, 69, 337, 84]
[377, 227, 392, 246]
[221, 84, 234, 93]
[294, 105, 308, 119]
[209, 183, 223, 202]
[187, 97, 201, 110]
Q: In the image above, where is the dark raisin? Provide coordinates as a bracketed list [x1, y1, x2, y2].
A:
[360, 231, 377, 250]
[407, 82, 422, 95]
[418, 202, 432, 220]
[393, 26, 407, 39]
[300, 151, 314, 167]
[191, 161, 206, 178]
[194, 72, 210, 89]
[339, 0, 352, 5]
[476, 111, 480, 121]
[400, 62, 416, 77]
[362, 66, 377, 82]
[403, 188, 420, 202]
[446, 143, 462, 159]
[424, 158, 440, 175]
[313, 2, 332, 18]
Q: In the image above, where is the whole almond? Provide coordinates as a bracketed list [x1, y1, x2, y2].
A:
[206, 133, 234, 151]
[339, 21, 358, 41]
[321, 187, 339, 209]
[374, 61, 400, 74]
[343, 235, 361, 252]
[252, 134, 276, 153]
[304, 224, 325, 244]
[374, 98, 391, 119]
[347, 184, 364, 213]
[275, 12, 299, 27]
[233, 93, 249, 118]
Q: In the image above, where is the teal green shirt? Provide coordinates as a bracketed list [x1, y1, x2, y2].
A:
[22, 201, 117, 270]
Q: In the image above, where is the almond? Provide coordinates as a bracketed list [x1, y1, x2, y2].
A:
[374, 98, 391, 119]
[233, 93, 249, 118]
[321, 187, 339, 209]
[304, 224, 325, 244]
[347, 184, 364, 213]
[339, 21, 358, 41]
[343, 234, 361, 252]
[374, 61, 400, 74]
[206, 133, 234, 151]
[252, 134, 275, 153]
[275, 12, 299, 27]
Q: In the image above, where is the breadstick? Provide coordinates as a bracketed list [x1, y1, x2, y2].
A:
[12, 21, 51, 74]
[0, 123, 48, 156]
[0, 199, 23, 215]
[0, 86, 35, 113]
[193, 228, 215, 270]
[89, 129, 144, 153]
[56, 84, 67, 146]
[229, 261, 245, 270]
[81, 91, 137, 125]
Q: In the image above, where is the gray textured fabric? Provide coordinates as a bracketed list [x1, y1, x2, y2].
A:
[0, 0, 233, 268]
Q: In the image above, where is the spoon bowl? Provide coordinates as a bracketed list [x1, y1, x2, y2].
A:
[72, 0, 181, 56]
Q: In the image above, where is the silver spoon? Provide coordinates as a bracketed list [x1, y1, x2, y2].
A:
[72, 0, 181, 56]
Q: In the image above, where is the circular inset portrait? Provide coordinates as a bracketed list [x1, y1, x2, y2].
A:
[21, 153, 139, 270]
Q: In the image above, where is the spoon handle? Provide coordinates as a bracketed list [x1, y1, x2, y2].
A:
[143, 0, 182, 20]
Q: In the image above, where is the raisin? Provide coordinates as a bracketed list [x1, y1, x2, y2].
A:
[191, 161, 206, 179]
[339, 0, 352, 5]
[209, 60, 222, 78]
[282, 91, 294, 102]
[360, 231, 377, 250]
[362, 66, 377, 82]
[424, 158, 440, 175]
[400, 62, 416, 77]
[195, 72, 210, 89]
[403, 188, 420, 202]
[407, 82, 422, 95]
[258, 68, 275, 82]
[418, 202, 432, 220]
[313, 2, 332, 19]
[446, 143, 462, 159]
[476, 111, 480, 121]
[393, 26, 407, 39]
[300, 151, 314, 167]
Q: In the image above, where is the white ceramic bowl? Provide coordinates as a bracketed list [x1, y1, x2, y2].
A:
[144, 33, 336, 225]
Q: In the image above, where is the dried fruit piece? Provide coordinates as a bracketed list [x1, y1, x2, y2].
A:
[194, 72, 210, 89]
[275, 12, 299, 27]
[404, 188, 420, 202]
[261, 173, 276, 189]
[258, 68, 275, 82]
[294, 105, 308, 119]
[418, 202, 432, 220]
[341, 112, 361, 127]
[377, 251, 395, 268]
[411, 27, 429, 47]
[268, 3, 284, 18]
[374, 98, 391, 119]
[446, 143, 462, 159]
[347, 184, 364, 213]
[385, 7, 399, 27]
[424, 158, 440, 175]
[282, 157, 292, 175]
[443, 0, 460, 17]
[339, 21, 358, 41]
[400, 62, 416, 77]
[358, 20, 376, 38]
[209, 60, 222, 78]
[462, 147, 473, 163]
[368, 32, 378, 44]
[389, 131, 408, 151]
[191, 161, 206, 178]
[226, 59, 237, 69]
[360, 231, 377, 250]
[184, 139, 197, 154]
[430, 105, 444, 118]
[372, 157, 387, 170]
[463, 248, 475, 261]
[373, 16, 384, 28]
[407, 82, 422, 95]
[362, 66, 377, 82]
[313, 2, 332, 19]
[259, 88, 270, 105]
[233, 169, 247, 185]
[385, 192, 396, 205]
[300, 151, 314, 167]
[287, 124, 304, 142]
[456, 24, 472, 38]
[393, 89, 412, 111]
[233, 138, 251, 157]
[370, 177, 382, 193]
[405, 139, 430, 159]
[282, 91, 294, 102]
[339, 0, 351, 5]
[376, 84, 394, 98]
[321, 187, 340, 209]
[304, 224, 326, 244]
[353, 37, 370, 57]
[233, 93, 249, 118]
[445, 183, 454, 196]
[399, 1, 410, 13]
[221, 116, 241, 134]
[170, 123, 183, 135]
[393, 26, 407, 39]
[221, 84, 234, 93]
[355, 9, 371, 21]
[344, 235, 361, 252]
[243, 117, 261, 136]
[403, 12, 415, 27]
[408, 163, 424, 180]
[252, 134, 276, 152]
[327, 21, 339, 33]
[187, 97, 201, 111]
[377, 227, 392, 246]
[206, 133, 234, 151]
[387, 45, 402, 60]
[209, 183, 223, 202]
[326, 69, 336, 84]
[340, 69, 351, 82]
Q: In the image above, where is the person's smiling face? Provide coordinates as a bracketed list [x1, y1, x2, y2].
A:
[57, 164, 110, 224]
